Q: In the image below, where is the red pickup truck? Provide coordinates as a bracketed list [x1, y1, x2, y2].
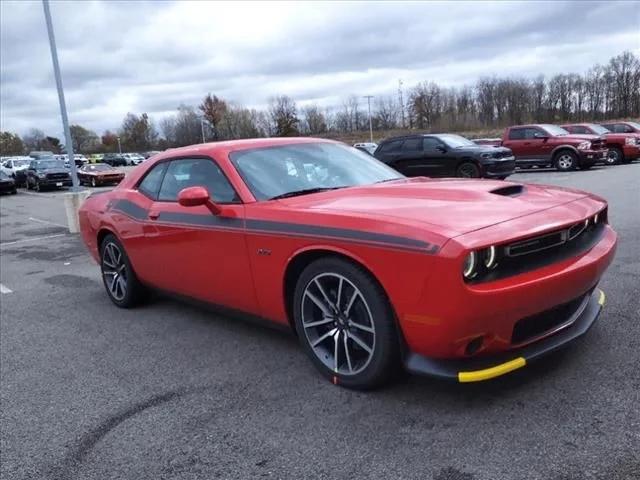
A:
[499, 124, 608, 171]
[562, 123, 640, 164]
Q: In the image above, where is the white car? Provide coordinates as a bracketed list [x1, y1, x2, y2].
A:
[353, 142, 378, 155]
[1, 156, 32, 186]
[122, 153, 145, 165]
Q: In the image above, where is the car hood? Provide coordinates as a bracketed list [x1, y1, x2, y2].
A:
[604, 132, 640, 139]
[279, 178, 590, 237]
[557, 134, 602, 141]
[453, 145, 512, 154]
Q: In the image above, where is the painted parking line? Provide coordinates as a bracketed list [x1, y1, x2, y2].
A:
[0, 233, 68, 247]
[29, 217, 68, 229]
[0, 284, 12, 294]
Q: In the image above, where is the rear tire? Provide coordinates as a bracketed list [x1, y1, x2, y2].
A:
[293, 257, 400, 390]
[100, 234, 147, 308]
[456, 162, 480, 178]
[554, 151, 577, 171]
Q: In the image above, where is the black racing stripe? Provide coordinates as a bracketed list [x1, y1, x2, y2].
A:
[110, 199, 147, 220]
[158, 211, 244, 229]
[246, 219, 434, 251]
[109, 199, 439, 254]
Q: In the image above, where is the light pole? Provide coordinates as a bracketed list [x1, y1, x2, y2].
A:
[363, 95, 374, 143]
[116, 136, 122, 154]
[200, 118, 206, 143]
[42, 0, 78, 191]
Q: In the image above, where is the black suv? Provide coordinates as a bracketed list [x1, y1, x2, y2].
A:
[103, 153, 128, 167]
[25, 158, 72, 191]
[374, 133, 516, 179]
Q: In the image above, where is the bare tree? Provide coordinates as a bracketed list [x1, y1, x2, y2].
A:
[269, 96, 299, 136]
[301, 104, 328, 135]
[199, 93, 228, 140]
[374, 96, 399, 130]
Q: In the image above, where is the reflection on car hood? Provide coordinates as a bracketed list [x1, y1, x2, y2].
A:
[279, 178, 590, 236]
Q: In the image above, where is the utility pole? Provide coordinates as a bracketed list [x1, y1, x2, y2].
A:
[363, 95, 374, 143]
[116, 136, 122, 154]
[200, 118, 206, 143]
[398, 79, 405, 129]
[42, 0, 79, 191]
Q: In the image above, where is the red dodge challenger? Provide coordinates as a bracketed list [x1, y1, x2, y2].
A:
[79, 138, 617, 389]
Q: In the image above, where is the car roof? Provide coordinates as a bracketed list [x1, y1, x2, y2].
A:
[152, 137, 339, 161]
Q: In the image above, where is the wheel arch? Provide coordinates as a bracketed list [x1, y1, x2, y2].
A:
[282, 246, 400, 336]
[551, 144, 579, 159]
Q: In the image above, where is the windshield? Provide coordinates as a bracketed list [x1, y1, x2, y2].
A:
[438, 134, 476, 148]
[34, 160, 64, 169]
[587, 124, 610, 135]
[230, 142, 403, 201]
[13, 159, 30, 167]
[87, 164, 113, 171]
[540, 124, 570, 136]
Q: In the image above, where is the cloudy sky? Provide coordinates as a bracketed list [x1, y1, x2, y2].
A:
[1, 0, 638, 139]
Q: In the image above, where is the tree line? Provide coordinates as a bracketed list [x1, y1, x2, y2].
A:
[1, 50, 638, 156]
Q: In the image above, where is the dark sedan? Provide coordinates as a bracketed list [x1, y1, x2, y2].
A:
[374, 133, 516, 179]
[78, 163, 125, 187]
[103, 154, 128, 167]
[25, 159, 72, 191]
[0, 171, 17, 194]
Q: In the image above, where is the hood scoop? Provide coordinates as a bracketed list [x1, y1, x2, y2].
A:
[490, 185, 525, 197]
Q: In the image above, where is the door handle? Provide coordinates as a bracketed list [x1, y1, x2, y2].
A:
[523, 142, 531, 145]
[148, 210, 160, 220]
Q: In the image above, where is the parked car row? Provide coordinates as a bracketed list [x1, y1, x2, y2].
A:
[365, 120, 639, 180]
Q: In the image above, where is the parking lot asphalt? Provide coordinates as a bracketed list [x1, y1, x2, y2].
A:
[1, 164, 639, 480]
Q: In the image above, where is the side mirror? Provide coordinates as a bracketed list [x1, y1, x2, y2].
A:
[177, 186, 221, 215]
[436, 145, 448, 153]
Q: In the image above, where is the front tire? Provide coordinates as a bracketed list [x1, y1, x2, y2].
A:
[293, 257, 400, 389]
[606, 147, 624, 165]
[100, 234, 147, 308]
[456, 162, 480, 178]
[554, 151, 577, 171]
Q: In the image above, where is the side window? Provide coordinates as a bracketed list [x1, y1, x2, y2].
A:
[29, 161, 36, 169]
[508, 128, 525, 140]
[423, 137, 442, 151]
[401, 138, 422, 152]
[525, 128, 544, 139]
[379, 140, 402, 153]
[158, 158, 239, 203]
[621, 124, 633, 133]
[138, 162, 168, 200]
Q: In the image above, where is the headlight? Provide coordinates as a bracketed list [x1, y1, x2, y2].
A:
[625, 137, 639, 146]
[484, 245, 498, 269]
[480, 152, 493, 159]
[38, 173, 46, 178]
[463, 251, 479, 279]
[577, 141, 591, 150]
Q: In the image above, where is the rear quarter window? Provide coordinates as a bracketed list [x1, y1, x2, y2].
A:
[138, 162, 168, 199]
[379, 140, 403, 153]
[508, 128, 525, 140]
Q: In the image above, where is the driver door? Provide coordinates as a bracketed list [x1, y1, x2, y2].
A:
[133, 157, 259, 315]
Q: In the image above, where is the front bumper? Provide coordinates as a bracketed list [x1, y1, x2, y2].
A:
[405, 289, 605, 382]
[40, 178, 72, 187]
[483, 158, 516, 178]
[0, 181, 16, 192]
[578, 149, 607, 165]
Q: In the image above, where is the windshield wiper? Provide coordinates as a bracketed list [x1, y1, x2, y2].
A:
[269, 187, 344, 200]
[375, 178, 403, 184]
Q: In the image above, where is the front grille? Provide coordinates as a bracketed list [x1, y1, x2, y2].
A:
[511, 292, 590, 345]
[591, 138, 606, 150]
[476, 212, 607, 283]
[46, 173, 69, 180]
[506, 230, 566, 257]
[494, 151, 513, 159]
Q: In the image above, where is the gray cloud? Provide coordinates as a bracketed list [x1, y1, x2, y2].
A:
[1, 0, 638, 139]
